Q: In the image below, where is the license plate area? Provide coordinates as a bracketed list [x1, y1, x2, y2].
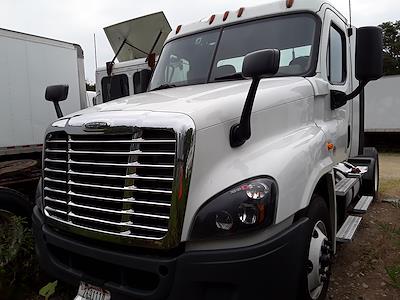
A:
[74, 282, 111, 300]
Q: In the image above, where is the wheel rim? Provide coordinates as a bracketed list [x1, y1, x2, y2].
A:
[0, 210, 23, 267]
[307, 221, 331, 300]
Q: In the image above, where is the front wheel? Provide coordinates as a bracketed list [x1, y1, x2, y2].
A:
[299, 196, 333, 300]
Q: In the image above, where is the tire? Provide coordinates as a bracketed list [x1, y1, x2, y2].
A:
[298, 196, 332, 300]
[0, 187, 33, 224]
[360, 147, 379, 200]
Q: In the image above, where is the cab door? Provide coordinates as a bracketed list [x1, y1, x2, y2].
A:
[317, 8, 352, 164]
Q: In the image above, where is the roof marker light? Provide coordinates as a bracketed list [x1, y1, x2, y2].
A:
[209, 14, 216, 25]
[237, 7, 245, 18]
[176, 25, 182, 34]
[286, 0, 294, 8]
[223, 11, 229, 21]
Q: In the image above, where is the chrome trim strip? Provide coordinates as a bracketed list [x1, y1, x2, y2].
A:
[44, 210, 164, 240]
[44, 197, 67, 205]
[69, 150, 175, 156]
[44, 178, 67, 184]
[68, 180, 173, 194]
[68, 213, 168, 232]
[68, 160, 174, 168]
[69, 138, 176, 144]
[69, 201, 169, 219]
[44, 187, 67, 194]
[44, 168, 67, 174]
[68, 170, 173, 181]
[45, 158, 67, 164]
[68, 191, 171, 207]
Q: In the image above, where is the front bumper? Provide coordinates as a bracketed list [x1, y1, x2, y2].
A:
[33, 206, 311, 300]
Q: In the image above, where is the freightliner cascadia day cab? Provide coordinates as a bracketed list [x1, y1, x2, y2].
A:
[33, 1, 384, 299]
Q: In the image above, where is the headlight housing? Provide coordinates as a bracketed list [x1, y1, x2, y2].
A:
[190, 177, 277, 240]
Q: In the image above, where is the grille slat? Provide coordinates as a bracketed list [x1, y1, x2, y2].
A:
[69, 150, 175, 156]
[43, 129, 176, 241]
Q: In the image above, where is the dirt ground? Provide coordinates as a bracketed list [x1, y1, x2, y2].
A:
[328, 153, 400, 300]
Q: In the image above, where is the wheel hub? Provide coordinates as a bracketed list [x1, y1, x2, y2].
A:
[307, 221, 332, 299]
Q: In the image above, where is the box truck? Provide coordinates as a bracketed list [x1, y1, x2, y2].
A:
[0, 28, 86, 228]
[34, 1, 384, 299]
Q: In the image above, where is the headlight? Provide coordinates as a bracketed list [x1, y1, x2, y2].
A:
[190, 177, 277, 240]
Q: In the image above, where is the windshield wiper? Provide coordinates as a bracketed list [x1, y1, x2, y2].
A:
[151, 84, 177, 91]
[214, 73, 245, 81]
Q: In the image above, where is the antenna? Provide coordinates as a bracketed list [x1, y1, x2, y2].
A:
[94, 33, 98, 69]
[349, 0, 352, 27]
[348, 0, 353, 36]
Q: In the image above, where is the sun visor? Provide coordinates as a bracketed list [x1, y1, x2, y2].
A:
[104, 12, 171, 62]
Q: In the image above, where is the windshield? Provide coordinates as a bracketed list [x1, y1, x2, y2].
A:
[149, 14, 318, 91]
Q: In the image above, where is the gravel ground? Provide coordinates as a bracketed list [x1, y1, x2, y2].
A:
[328, 153, 400, 300]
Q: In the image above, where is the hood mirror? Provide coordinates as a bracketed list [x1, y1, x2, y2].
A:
[230, 49, 280, 148]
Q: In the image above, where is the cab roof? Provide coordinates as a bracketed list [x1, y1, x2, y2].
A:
[167, 0, 344, 42]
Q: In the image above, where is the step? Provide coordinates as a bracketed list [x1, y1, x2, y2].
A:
[336, 215, 362, 243]
[353, 196, 374, 213]
[335, 177, 358, 197]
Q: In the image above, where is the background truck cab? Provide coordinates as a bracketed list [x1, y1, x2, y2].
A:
[34, 1, 384, 299]
[95, 12, 171, 104]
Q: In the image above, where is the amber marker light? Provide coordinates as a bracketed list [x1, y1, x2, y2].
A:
[327, 143, 335, 151]
[209, 14, 216, 25]
[237, 7, 245, 17]
[286, 0, 294, 8]
[223, 11, 229, 21]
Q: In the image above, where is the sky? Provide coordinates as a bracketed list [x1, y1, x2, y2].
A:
[1, 0, 399, 83]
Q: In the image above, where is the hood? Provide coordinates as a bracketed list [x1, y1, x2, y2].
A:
[66, 77, 314, 130]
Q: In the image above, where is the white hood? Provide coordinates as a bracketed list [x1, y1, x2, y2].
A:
[66, 78, 314, 130]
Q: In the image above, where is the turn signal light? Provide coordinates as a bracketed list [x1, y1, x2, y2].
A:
[176, 25, 182, 34]
[286, 0, 294, 8]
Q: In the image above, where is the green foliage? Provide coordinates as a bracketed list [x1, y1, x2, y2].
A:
[378, 221, 400, 289]
[0, 215, 40, 298]
[379, 21, 400, 75]
[385, 265, 400, 289]
[39, 281, 58, 300]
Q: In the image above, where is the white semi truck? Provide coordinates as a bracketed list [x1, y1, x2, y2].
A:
[33, 1, 384, 299]
[0, 28, 87, 229]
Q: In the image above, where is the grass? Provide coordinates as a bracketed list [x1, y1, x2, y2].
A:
[380, 178, 400, 198]
[378, 218, 400, 289]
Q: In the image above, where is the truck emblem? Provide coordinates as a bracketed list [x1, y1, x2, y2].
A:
[84, 121, 110, 131]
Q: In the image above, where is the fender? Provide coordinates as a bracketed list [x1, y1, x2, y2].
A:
[182, 95, 336, 246]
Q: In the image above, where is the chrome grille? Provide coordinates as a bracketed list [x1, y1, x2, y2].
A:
[43, 129, 177, 241]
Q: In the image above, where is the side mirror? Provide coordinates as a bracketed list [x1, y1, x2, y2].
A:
[230, 49, 280, 148]
[45, 85, 69, 118]
[331, 26, 383, 110]
[356, 27, 383, 81]
[242, 49, 280, 78]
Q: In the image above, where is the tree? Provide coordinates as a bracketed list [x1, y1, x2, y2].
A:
[379, 21, 400, 75]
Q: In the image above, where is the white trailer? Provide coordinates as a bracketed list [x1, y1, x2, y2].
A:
[0, 28, 86, 226]
[365, 75, 400, 132]
[0, 28, 87, 155]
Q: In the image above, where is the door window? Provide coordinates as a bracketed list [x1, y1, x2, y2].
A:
[327, 25, 347, 84]
[101, 74, 129, 102]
